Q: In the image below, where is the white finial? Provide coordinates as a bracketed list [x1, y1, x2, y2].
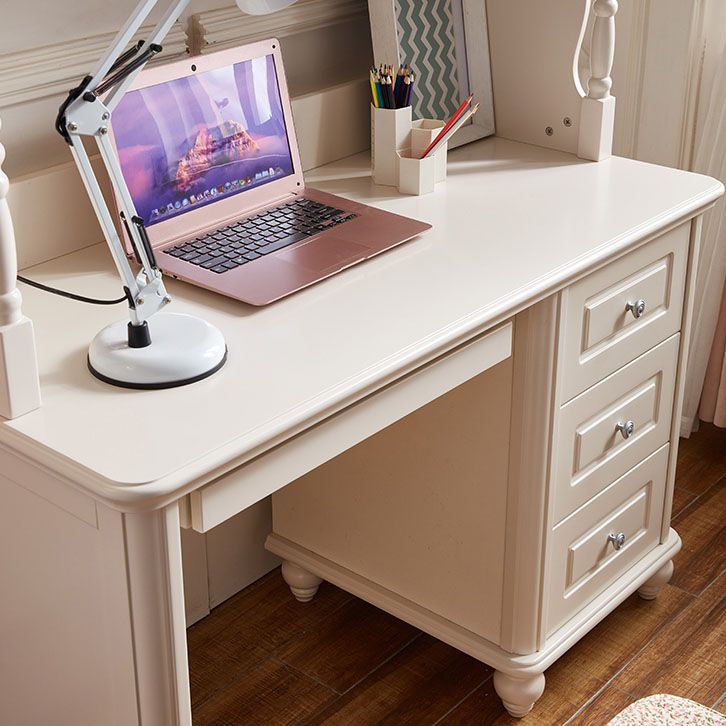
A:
[578, 0, 619, 161]
[587, 0, 618, 100]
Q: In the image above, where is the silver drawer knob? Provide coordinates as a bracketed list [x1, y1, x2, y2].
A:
[608, 532, 626, 550]
[616, 420, 635, 439]
[626, 299, 647, 319]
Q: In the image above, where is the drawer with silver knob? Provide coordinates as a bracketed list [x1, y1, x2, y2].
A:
[551, 334, 679, 523]
[546, 445, 668, 636]
[557, 223, 689, 404]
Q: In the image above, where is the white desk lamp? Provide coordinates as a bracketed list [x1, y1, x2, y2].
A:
[57, 0, 297, 389]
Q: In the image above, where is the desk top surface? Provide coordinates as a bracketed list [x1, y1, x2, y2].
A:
[2, 137, 722, 506]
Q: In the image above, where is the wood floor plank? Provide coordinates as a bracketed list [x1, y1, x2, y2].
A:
[675, 424, 726, 495]
[274, 597, 420, 694]
[565, 687, 635, 725]
[611, 574, 726, 706]
[188, 570, 351, 707]
[671, 485, 698, 520]
[308, 634, 491, 725]
[193, 657, 337, 726]
[186, 405, 725, 724]
[671, 477, 726, 594]
[438, 585, 690, 725]
[435, 680, 506, 724]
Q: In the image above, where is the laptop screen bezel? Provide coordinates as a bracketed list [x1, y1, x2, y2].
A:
[108, 38, 304, 251]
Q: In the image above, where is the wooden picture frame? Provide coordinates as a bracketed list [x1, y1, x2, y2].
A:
[368, 0, 495, 148]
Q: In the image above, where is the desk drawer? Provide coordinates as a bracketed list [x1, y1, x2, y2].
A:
[190, 322, 512, 532]
[559, 224, 688, 404]
[546, 445, 668, 636]
[552, 334, 678, 523]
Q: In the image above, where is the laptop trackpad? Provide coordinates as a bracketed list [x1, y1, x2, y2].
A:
[278, 237, 370, 273]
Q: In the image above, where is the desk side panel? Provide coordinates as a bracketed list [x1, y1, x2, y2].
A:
[271, 359, 513, 645]
[0, 462, 137, 726]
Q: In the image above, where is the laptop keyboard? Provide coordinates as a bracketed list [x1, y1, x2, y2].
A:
[163, 198, 358, 274]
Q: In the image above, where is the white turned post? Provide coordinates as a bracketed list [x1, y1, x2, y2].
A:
[578, 0, 618, 161]
[0, 117, 41, 419]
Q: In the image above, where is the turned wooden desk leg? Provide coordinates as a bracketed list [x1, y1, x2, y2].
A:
[493, 671, 546, 719]
[638, 560, 674, 600]
[281, 560, 322, 602]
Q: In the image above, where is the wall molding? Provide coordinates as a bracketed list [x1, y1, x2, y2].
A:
[192, 0, 367, 54]
[0, 22, 187, 109]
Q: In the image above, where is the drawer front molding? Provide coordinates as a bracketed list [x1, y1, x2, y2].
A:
[558, 224, 688, 403]
[546, 445, 668, 635]
[553, 334, 678, 522]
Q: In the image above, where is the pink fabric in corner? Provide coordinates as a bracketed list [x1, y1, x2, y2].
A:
[608, 694, 726, 725]
[700, 280, 726, 428]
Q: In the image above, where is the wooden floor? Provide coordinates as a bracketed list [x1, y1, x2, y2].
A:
[188, 423, 726, 725]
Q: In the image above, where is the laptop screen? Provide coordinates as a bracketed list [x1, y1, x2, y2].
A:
[113, 53, 295, 227]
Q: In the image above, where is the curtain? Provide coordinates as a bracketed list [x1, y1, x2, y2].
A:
[681, 1, 726, 434]
[699, 281, 726, 426]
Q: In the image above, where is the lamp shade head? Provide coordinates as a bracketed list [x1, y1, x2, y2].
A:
[235, 0, 298, 14]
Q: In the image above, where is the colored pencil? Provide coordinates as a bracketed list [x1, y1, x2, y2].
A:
[422, 102, 480, 158]
[418, 94, 474, 158]
[369, 71, 379, 108]
[393, 65, 404, 106]
[369, 62, 414, 109]
[375, 73, 384, 108]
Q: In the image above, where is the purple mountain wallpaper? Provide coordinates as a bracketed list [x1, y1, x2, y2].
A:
[113, 54, 294, 226]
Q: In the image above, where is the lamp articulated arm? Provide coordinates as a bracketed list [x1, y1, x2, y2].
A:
[56, 0, 190, 337]
[51, 0, 294, 388]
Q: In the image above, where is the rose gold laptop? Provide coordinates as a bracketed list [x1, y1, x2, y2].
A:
[110, 38, 431, 306]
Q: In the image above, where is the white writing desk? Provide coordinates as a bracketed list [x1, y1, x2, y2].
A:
[0, 137, 722, 723]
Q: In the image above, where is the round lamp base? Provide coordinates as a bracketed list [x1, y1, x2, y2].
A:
[88, 312, 227, 390]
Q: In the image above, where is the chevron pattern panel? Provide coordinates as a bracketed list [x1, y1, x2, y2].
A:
[395, 0, 461, 121]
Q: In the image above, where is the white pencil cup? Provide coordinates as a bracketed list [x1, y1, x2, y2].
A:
[410, 119, 448, 183]
[397, 150, 437, 196]
[371, 105, 412, 186]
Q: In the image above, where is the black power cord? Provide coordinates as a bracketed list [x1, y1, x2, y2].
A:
[17, 275, 127, 306]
